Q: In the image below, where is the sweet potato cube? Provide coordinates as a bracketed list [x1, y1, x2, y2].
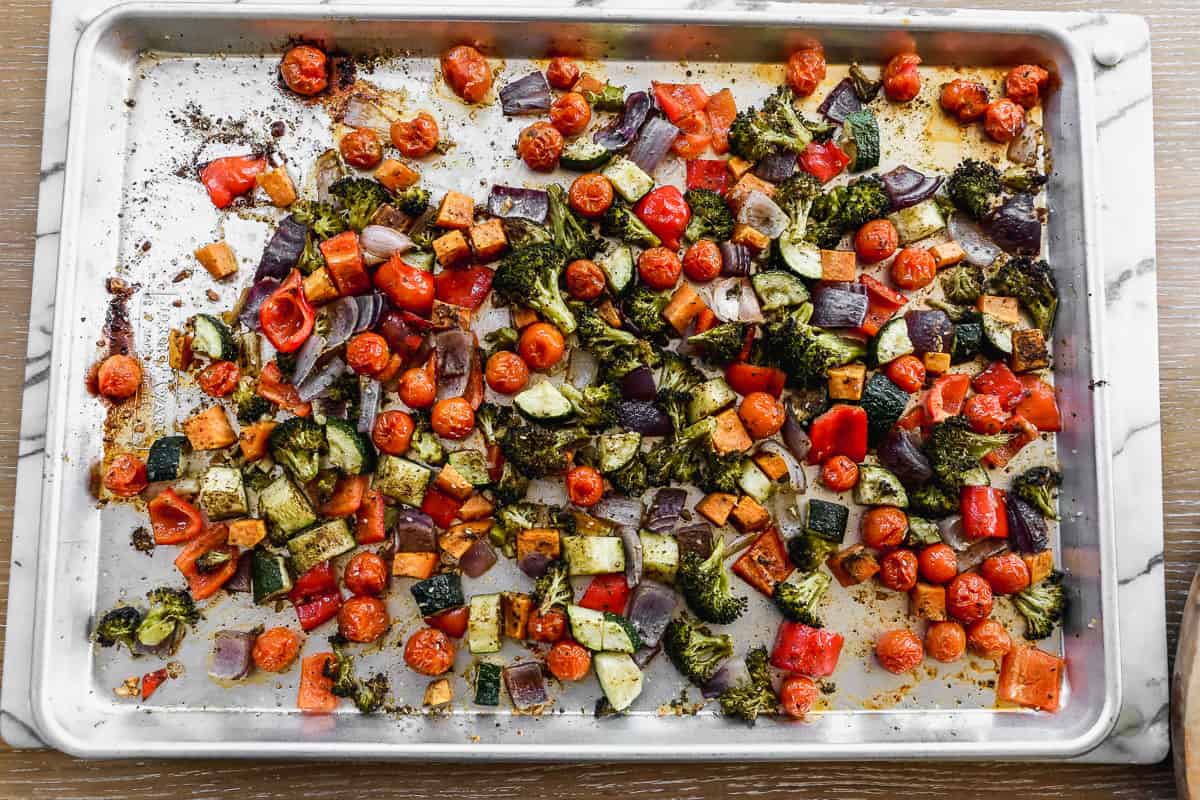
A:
[828, 363, 867, 401]
[434, 464, 475, 501]
[433, 230, 471, 267]
[255, 166, 297, 207]
[375, 159, 420, 192]
[923, 351, 951, 374]
[1023, 550, 1055, 586]
[827, 545, 879, 587]
[459, 494, 495, 522]
[1011, 328, 1050, 373]
[435, 190, 475, 230]
[439, 520, 492, 559]
[910, 582, 947, 620]
[597, 300, 623, 328]
[820, 250, 857, 282]
[423, 677, 453, 707]
[696, 492, 738, 527]
[238, 421, 276, 461]
[727, 173, 776, 211]
[227, 519, 267, 548]
[931, 240, 966, 269]
[997, 646, 1063, 712]
[184, 406, 237, 450]
[978, 295, 1021, 324]
[393, 551, 438, 579]
[726, 156, 754, 182]
[502, 592, 534, 640]
[512, 307, 539, 329]
[371, 203, 416, 233]
[751, 450, 790, 482]
[302, 268, 339, 306]
[712, 408, 753, 455]
[663, 282, 707, 335]
[194, 241, 238, 280]
[516, 528, 561, 562]
[732, 527, 793, 596]
[729, 495, 770, 533]
[731, 223, 770, 252]
[468, 218, 508, 261]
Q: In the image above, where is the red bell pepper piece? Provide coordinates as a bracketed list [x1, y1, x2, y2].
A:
[704, 88, 737, 155]
[148, 488, 203, 545]
[319, 231, 370, 296]
[724, 362, 787, 398]
[318, 474, 370, 518]
[923, 373, 970, 425]
[856, 275, 908, 337]
[983, 414, 1040, 468]
[174, 524, 239, 601]
[1014, 375, 1062, 432]
[806, 404, 868, 465]
[770, 621, 844, 677]
[652, 82, 710, 123]
[421, 486, 463, 530]
[486, 443, 505, 483]
[960, 486, 1009, 540]
[199, 154, 265, 209]
[635, 186, 691, 250]
[671, 110, 714, 160]
[425, 606, 470, 638]
[354, 488, 387, 544]
[256, 360, 312, 417]
[141, 668, 169, 701]
[374, 256, 436, 316]
[972, 361, 1026, 410]
[435, 266, 494, 310]
[579, 573, 631, 615]
[686, 159, 728, 195]
[289, 560, 339, 604]
[732, 527, 793, 596]
[295, 592, 342, 632]
[798, 140, 850, 184]
[259, 269, 315, 353]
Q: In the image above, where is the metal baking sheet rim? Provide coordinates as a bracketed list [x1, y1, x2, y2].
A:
[29, 1, 1121, 760]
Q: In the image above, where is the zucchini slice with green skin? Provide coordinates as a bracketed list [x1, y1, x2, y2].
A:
[566, 604, 606, 651]
[596, 244, 634, 295]
[840, 110, 881, 172]
[738, 459, 774, 505]
[597, 431, 642, 473]
[474, 662, 502, 706]
[981, 313, 1015, 359]
[198, 465, 249, 521]
[374, 455, 432, 507]
[751, 270, 811, 312]
[888, 199, 946, 245]
[853, 465, 909, 508]
[251, 549, 293, 604]
[258, 475, 317, 537]
[639, 532, 679, 583]
[687, 378, 737, 423]
[860, 373, 910, 446]
[601, 612, 642, 653]
[325, 418, 376, 475]
[410, 573, 465, 617]
[447, 450, 490, 486]
[468, 594, 502, 654]
[593, 651, 643, 711]
[287, 518, 355, 575]
[146, 435, 188, 483]
[806, 499, 849, 543]
[192, 314, 238, 361]
[952, 320, 983, 364]
[602, 157, 654, 203]
[869, 317, 915, 367]
[513, 381, 575, 423]
[562, 535, 625, 576]
[776, 225, 823, 279]
[560, 138, 613, 172]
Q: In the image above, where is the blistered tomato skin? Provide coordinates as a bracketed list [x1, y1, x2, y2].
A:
[883, 53, 922, 102]
[786, 47, 826, 97]
[280, 45, 328, 96]
[442, 45, 492, 103]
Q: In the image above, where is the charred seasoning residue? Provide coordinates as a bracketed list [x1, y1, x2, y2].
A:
[170, 103, 277, 184]
[102, 278, 138, 357]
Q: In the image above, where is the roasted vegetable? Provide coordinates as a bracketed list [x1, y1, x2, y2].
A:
[677, 533, 748, 625]
[760, 303, 867, 387]
[1012, 570, 1067, 640]
[269, 416, 326, 483]
[991, 256, 1059, 335]
[924, 416, 1010, 490]
[717, 646, 778, 724]
[499, 420, 590, 478]
[534, 560, 574, 614]
[329, 177, 391, 231]
[1013, 466, 1063, 520]
[773, 571, 832, 627]
[136, 586, 200, 650]
[662, 613, 734, 685]
[493, 244, 577, 335]
[683, 188, 735, 243]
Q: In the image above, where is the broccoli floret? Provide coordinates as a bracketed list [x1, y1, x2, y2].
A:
[491, 501, 543, 557]
[534, 561, 574, 615]
[311, 469, 339, 505]
[573, 303, 660, 381]
[547, 183, 603, 262]
[606, 454, 649, 496]
[991, 256, 1059, 335]
[581, 82, 626, 112]
[946, 158, 1003, 221]
[717, 646, 778, 725]
[925, 416, 1011, 490]
[909, 483, 960, 519]
[559, 382, 621, 430]
[494, 461, 530, 505]
[805, 177, 891, 248]
[268, 416, 326, 483]
[136, 587, 199, 650]
[329, 177, 391, 231]
[774, 173, 824, 222]
[698, 451, 743, 495]
[408, 411, 445, 466]
[484, 327, 520, 360]
[688, 322, 749, 365]
[320, 372, 361, 422]
[297, 233, 325, 275]
[600, 198, 661, 248]
[1013, 466, 1062, 520]
[195, 549, 234, 573]
[291, 199, 348, 240]
[760, 303, 867, 387]
[683, 189, 735, 243]
[623, 286, 672, 341]
[662, 613, 734, 685]
[476, 402, 517, 447]
[499, 420, 590, 479]
[773, 571, 831, 627]
[940, 263, 987, 305]
[501, 217, 553, 250]
[324, 644, 389, 713]
[657, 352, 706, 434]
[645, 417, 717, 487]
[354, 672, 390, 714]
[1001, 166, 1048, 194]
[1013, 571, 1067, 640]
[677, 533, 748, 625]
[728, 87, 816, 161]
[786, 532, 841, 573]
[94, 605, 143, 652]
[493, 244, 577, 335]
[393, 185, 432, 217]
[232, 376, 272, 423]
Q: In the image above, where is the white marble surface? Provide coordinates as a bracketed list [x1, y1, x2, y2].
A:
[0, 0, 1167, 763]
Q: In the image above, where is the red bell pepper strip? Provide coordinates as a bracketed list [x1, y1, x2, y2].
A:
[579, 573, 631, 615]
[354, 488, 387, 544]
[798, 140, 850, 184]
[199, 155, 265, 209]
[923, 373, 970, 424]
[259, 269, 315, 353]
[141, 668, 169, 701]
[960, 486, 1009, 540]
[289, 560, 338, 604]
[670, 110, 713, 160]
[174, 524, 238, 601]
[486, 443, 505, 483]
[686, 159, 728, 195]
[724, 362, 786, 398]
[421, 486, 463, 530]
[856, 275, 908, 337]
[295, 592, 342, 632]
[972, 361, 1026, 410]
[319, 231, 370, 296]
[148, 488, 204, 545]
[732, 527, 793, 596]
[652, 82, 710, 123]
[425, 606, 471, 638]
[806, 404, 868, 465]
[635, 186, 691, 250]
[463, 345, 485, 410]
[374, 256, 436, 316]
[435, 266, 494, 310]
[1014, 375, 1062, 432]
[704, 88, 737, 155]
[770, 621, 844, 677]
[983, 414, 1040, 468]
[257, 360, 312, 417]
[895, 405, 926, 432]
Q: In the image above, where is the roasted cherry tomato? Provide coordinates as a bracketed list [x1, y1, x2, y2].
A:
[260, 270, 315, 353]
[546, 640, 592, 682]
[725, 362, 786, 398]
[854, 219, 899, 264]
[939, 79, 991, 123]
[399, 355, 437, 409]
[517, 121, 564, 172]
[1005, 64, 1050, 109]
[861, 506, 908, 551]
[404, 627, 456, 675]
[984, 98, 1026, 143]
[919, 543, 958, 585]
[891, 247, 937, 290]
[198, 360, 239, 397]
[344, 551, 389, 596]
[280, 45, 328, 96]
[876, 629, 924, 673]
[566, 465, 605, 507]
[252, 626, 304, 672]
[682, 239, 723, 282]
[527, 607, 567, 643]
[780, 674, 819, 719]
[885, 354, 925, 393]
[878, 549, 919, 592]
[980, 553, 1031, 595]
[964, 393, 1009, 435]
[425, 606, 470, 639]
[883, 52, 922, 103]
[636, 186, 691, 250]
[967, 619, 1013, 660]
[346, 332, 390, 376]
[339, 127, 383, 169]
[739, 391, 786, 439]
[485, 351, 530, 395]
[104, 453, 148, 497]
[786, 47, 826, 97]
[97, 353, 142, 400]
[441, 45, 492, 103]
[390, 113, 440, 158]
[550, 92, 592, 137]
[946, 572, 994, 625]
[338, 595, 390, 643]
[518, 322, 566, 370]
[637, 247, 682, 291]
[431, 397, 475, 440]
[925, 620, 967, 663]
[820, 455, 859, 492]
[372, 409, 415, 456]
[568, 173, 614, 219]
[374, 255, 435, 316]
[565, 258, 607, 301]
[546, 57, 580, 90]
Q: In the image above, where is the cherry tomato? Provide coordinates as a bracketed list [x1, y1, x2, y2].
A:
[636, 186, 691, 250]
[566, 466, 605, 507]
[946, 572, 994, 625]
[550, 92, 592, 137]
[485, 351, 530, 394]
[786, 47, 826, 97]
[527, 607, 567, 643]
[925, 620, 967, 663]
[682, 239, 723, 282]
[854, 219, 899, 264]
[964, 393, 1009, 435]
[338, 595, 390, 643]
[399, 356, 438, 409]
[97, 354, 142, 401]
[546, 640, 592, 681]
[885, 355, 926, 393]
[637, 247, 682, 291]
[820, 455, 859, 492]
[876, 629, 924, 673]
[344, 551, 389, 596]
[780, 674, 819, 719]
[940, 79, 991, 123]
[546, 57, 580, 90]
[725, 362, 786, 398]
[103, 453, 148, 497]
[339, 127, 383, 169]
[891, 247, 937, 290]
[441, 45, 492, 103]
[518, 322, 566, 370]
[919, 543, 958, 585]
[568, 174, 614, 219]
[739, 391, 786, 439]
[431, 397, 475, 440]
[861, 506, 908, 551]
[374, 256, 436, 316]
[984, 98, 1026, 143]
[252, 627, 304, 672]
[878, 549, 919, 592]
[346, 332, 390, 376]
[967, 619, 1013, 660]
[565, 259, 607, 301]
[280, 45, 328, 96]
[372, 409, 415, 455]
[1005, 64, 1050, 109]
[197, 360, 239, 397]
[425, 606, 470, 639]
[517, 121, 564, 172]
[883, 52, 922, 103]
[980, 553, 1031, 595]
[404, 627, 456, 675]
[390, 113, 440, 158]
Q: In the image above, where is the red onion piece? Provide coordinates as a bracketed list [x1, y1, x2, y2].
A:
[937, 515, 969, 551]
[323, 297, 360, 350]
[628, 116, 679, 174]
[238, 277, 279, 332]
[209, 629, 256, 681]
[487, 185, 550, 223]
[499, 72, 553, 116]
[718, 242, 752, 277]
[757, 441, 806, 493]
[811, 284, 868, 328]
[817, 78, 863, 123]
[226, 551, 254, 593]
[618, 526, 644, 589]
[957, 539, 1007, 573]
[620, 366, 657, 401]
[460, 538, 498, 578]
[771, 491, 804, 539]
[701, 656, 745, 697]
[1007, 495, 1050, 553]
[880, 165, 943, 211]
[376, 309, 412, 353]
[876, 429, 933, 487]
[593, 496, 643, 528]
[341, 94, 395, 139]
[947, 214, 1003, 267]
[568, 346, 599, 389]
[708, 277, 744, 322]
[737, 284, 764, 323]
[736, 191, 788, 238]
[503, 662, 549, 709]
[645, 488, 687, 533]
[753, 150, 796, 182]
[357, 378, 381, 434]
[297, 356, 345, 402]
[633, 645, 661, 669]
[782, 403, 812, 462]
[312, 149, 345, 205]
[594, 92, 651, 151]
[354, 293, 384, 334]
[360, 225, 414, 264]
[291, 333, 326, 387]
[985, 193, 1042, 256]
[256, 216, 308, 281]
[435, 330, 473, 400]
[1008, 122, 1042, 166]
[616, 400, 673, 437]
[625, 581, 677, 647]
[905, 309, 955, 354]
[674, 523, 714, 560]
[519, 551, 553, 578]
[393, 509, 437, 552]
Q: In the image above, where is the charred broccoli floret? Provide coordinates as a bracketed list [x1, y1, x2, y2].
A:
[329, 177, 391, 231]
[688, 322, 750, 365]
[760, 303, 867, 387]
[657, 352, 706, 434]
[606, 453, 649, 497]
[559, 382, 621, 430]
[573, 303, 660, 381]
[697, 451, 743, 496]
[909, 483, 960, 519]
[232, 376, 272, 423]
[291, 199, 348, 240]
[925, 416, 1011, 490]
[848, 63, 883, 101]
[476, 402, 518, 447]
[786, 531, 841, 574]
[1013, 571, 1067, 640]
[805, 176, 891, 249]
[393, 185, 432, 217]
[773, 571, 832, 627]
[268, 416, 326, 483]
[499, 420, 590, 478]
[325, 644, 389, 713]
[493, 244, 577, 335]
[677, 534, 748, 625]
[483, 326, 520, 360]
[623, 285, 672, 341]
[1001, 166, 1048, 194]
[600, 198, 661, 248]
[581, 82, 626, 111]
[1013, 466, 1063, 520]
[297, 233, 325, 274]
[136, 586, 199, 650]
[991, 256, 1059, 335]
[501, 217, 553, 249]
[94, 605, 142, 652]
[946, 158, 1003, 221]
[534, 561, 574, 614]
[940, 263, 987, 305]
[645, 417, 718, 487]
[683, 188, 735, 243]
[547, 183, 603, 262]
[494, 461, 530, 505]
[662, 613, 734, 685]
[729, 87, 818, 161]
[717, 646, 778, 725]
[408, 410, 445, 466]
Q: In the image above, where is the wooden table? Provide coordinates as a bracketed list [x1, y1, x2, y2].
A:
[0, 0, 1190, 795]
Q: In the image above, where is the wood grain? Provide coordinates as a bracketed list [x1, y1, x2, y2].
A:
[0, 0, 1191, 796]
